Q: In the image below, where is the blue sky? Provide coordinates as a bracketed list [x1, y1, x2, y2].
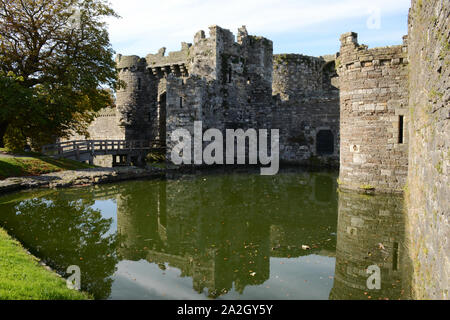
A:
[106, 0, 411, 57]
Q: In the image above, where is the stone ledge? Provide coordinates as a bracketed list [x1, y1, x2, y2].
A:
[338, 182, 405, 195]
[0, 167, 166, 195]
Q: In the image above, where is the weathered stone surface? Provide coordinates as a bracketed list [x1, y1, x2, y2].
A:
[406, 0, 449, 300]
[68, 107, 125, 142]
[337, 33, 409, 193]
[272, 54, 340, 165]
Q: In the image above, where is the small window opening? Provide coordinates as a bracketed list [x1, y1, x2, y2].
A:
[393, 242, 399, 271]
[138, 78, 142, 90]
[228, 68, 232, 83]
[398, 116, 404, 144]
[180, 97, 183, 108]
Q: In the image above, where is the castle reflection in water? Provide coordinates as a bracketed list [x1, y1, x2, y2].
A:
[0, 169, 412, 299]
[116, 171, 338, 298]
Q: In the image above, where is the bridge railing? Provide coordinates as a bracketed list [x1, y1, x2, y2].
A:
[42, 139, 163, 158]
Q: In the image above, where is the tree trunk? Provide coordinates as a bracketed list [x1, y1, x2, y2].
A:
[0, 122, 7, 148]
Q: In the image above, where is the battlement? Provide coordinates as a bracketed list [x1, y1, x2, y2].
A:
[273, 54, 323, 65]
[340, 32, 358, 47]
[116, 55, 146, 71]
[97, 107, 117, 118]
[338, 32, 408, 72]
[146, 43, 191, 68]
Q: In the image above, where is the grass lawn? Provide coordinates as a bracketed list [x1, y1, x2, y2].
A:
[0, 148, 95, 180]
[0, 228, 90, 300]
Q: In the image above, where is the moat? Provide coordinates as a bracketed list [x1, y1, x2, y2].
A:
[0, 169, 412, 300]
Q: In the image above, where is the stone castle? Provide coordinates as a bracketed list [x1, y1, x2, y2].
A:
[79, 23, 413, 194]
[72, 0, 448, 299]
[77, 25, 340, 168]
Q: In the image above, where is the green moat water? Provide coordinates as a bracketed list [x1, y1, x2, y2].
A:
[0, 169, 412, 300]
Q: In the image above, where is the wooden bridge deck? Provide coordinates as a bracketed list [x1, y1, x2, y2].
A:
[42, 140, 164, 164]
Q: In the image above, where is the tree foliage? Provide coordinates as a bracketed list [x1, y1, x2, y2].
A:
[0, 0, 120, 150]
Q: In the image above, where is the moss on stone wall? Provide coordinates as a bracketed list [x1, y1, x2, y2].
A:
[406, 0, 449, 300]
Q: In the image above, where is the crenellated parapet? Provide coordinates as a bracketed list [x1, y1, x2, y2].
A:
[146, 44, 191, 78]
[116, 54, 146, 71]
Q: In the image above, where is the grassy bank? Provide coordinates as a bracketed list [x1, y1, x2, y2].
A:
[0, 149, 94, 180]
[0, 228, 90, 300]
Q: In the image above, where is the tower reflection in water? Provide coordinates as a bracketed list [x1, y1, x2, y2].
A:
[331, 192, 412, 300]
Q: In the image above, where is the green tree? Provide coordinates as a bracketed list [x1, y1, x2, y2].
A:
[0, 71, 32, 149]
[0, 0, 120, 150]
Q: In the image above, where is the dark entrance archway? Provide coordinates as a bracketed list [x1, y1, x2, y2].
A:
[316, 130, 334, 155]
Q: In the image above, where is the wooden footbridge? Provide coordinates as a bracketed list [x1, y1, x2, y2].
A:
[41, 140, 165, 166]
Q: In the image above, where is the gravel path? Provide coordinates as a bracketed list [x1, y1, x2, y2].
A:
[0, 151, 16, 158]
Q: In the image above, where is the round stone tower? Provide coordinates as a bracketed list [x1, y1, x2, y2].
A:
[337, 32, 409, 193]
[116, 55, 156, 141]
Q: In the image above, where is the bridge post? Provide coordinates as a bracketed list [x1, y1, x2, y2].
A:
[73, 142, 80, 161]
[89, 141, 94, 165]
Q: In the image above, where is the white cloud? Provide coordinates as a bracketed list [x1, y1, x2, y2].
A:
[106, 0, 410, 56]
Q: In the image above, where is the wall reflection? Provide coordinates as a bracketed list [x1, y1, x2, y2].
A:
[330, 191, 412, 300]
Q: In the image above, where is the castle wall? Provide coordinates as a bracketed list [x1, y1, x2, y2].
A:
[66, 107, 125, 141]
[272, 54, 340, 165]
[190, 27, 221, 81]
[273, 54, 326, 99]
[337, 33, 409, 193]
[165, 76, 207, 159]
[218, 27, 274, 130]
[406, 0, 449, 300]
[86, 108, 124, 140]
